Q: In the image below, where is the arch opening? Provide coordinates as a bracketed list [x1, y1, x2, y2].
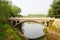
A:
[17, 21, 45, 39]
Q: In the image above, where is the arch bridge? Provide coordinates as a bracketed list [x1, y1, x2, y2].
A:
[9, 17, 55, 27]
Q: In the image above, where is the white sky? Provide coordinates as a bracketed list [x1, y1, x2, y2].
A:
[11, 0, 53, 16]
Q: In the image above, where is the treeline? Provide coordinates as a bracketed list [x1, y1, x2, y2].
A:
[24, 14, 48, 17]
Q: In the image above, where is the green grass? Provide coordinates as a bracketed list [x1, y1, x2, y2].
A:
[55, 29, 60, 33]
[43, 28, 48, 33]
[49, 26, 56, 30]
[0, 23, 21, 40]
[49, 26, 60, 33]
[44, 25, 60, 33]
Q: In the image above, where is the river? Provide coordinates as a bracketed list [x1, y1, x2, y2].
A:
[21, 22, 47, 40]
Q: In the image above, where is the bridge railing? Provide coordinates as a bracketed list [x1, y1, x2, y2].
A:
[9, 17, 55, 20]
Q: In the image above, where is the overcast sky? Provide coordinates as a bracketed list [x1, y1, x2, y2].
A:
[11, 0, 53, 16]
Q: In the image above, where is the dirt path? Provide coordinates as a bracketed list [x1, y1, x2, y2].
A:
[45, 27, 60, 40]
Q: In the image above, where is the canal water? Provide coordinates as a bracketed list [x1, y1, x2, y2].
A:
[21, 22, 47, 40]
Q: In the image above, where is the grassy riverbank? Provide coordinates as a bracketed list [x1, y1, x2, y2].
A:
[0, 23, 21, 40]
[44, 25, 60, 40]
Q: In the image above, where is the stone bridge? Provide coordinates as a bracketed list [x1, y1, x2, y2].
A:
[9, 17, 55, 27]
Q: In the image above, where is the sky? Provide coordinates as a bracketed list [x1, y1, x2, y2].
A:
[11, 0, 53, 16]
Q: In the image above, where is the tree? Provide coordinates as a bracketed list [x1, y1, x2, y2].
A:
[11, 5, 21, 17]
[0, 0, 22, 40]
[0, 0, 12, 22]
[0, 0, 21, 22]
[48, 0, 60, 18]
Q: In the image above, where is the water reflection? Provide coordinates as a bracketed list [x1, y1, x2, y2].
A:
[21, 22, 45, 39]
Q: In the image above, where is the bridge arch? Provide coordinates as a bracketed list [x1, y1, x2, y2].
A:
[11, 20, 49, 27]
[20, 20, 43, 24]
[16, 20, 46, 35]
